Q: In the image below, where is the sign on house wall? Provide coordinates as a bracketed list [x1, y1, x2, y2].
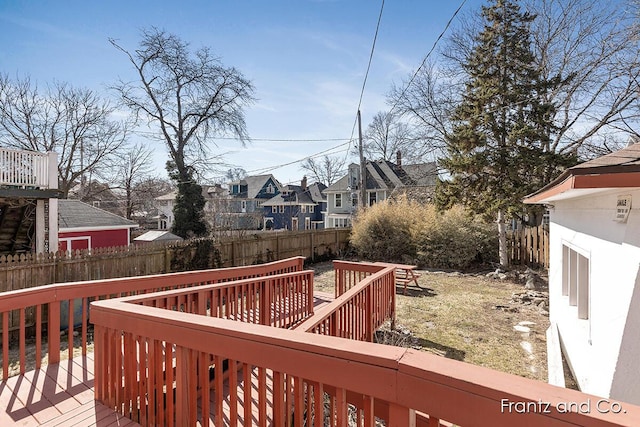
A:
[615, 194, 632, 223]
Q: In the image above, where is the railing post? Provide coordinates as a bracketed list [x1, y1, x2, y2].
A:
[388, 403, 416, 427]
[47, 151, 58, 190]
[367, 286, 374, 342]
[48, 300, 61, 364]
[260, 279, 271, 325]
[175, 346, 193, 426]
[307, 272, 314, 316]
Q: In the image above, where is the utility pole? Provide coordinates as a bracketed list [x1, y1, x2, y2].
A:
[357, 110, 366, 208]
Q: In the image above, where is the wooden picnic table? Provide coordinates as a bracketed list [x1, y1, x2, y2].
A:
[374, 262, 421, 294]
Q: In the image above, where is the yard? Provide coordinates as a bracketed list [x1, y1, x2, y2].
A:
[3, 260, 551, 384]
[312, 261, 551, 382]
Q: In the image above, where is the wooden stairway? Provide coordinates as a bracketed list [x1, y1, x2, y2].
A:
[0, 202, 36, 254]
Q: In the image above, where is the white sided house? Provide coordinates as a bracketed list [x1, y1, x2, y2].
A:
[524, 142, 640, 404]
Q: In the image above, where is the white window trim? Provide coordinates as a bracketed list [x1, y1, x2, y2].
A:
[561, 240, 591, 339]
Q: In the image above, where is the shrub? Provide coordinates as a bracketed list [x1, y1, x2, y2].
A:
[350, 197, 433, 262]
[416, 205, 497, 269]
[350, 198, 497, 269]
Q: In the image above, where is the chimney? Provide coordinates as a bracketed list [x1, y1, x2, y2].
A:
[396, 151, 402, 167]
[301, 176, 307, 191]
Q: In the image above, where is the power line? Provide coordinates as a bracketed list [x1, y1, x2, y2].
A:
[133, 130, 350, 143]
[356, 0, 385, 115]
[344, 0, 386, 167]
[245, 140, 352, 175]
[238, 1, 386, 177]
[388, 0, 467, 118]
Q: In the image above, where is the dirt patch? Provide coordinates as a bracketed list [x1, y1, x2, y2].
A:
[310, 262, 550, 382]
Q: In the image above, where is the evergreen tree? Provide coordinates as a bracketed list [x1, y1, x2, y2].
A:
[168, 162, 208, 238]
[437, 0, 575, 266]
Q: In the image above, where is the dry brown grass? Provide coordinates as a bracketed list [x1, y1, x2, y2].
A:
[309, 261, 549, 382]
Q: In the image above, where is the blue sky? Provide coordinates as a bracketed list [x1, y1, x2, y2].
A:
[0, 0, 484, 185]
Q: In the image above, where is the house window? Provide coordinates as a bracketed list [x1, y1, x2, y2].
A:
[92, 201, 101, 208]
[279, 205, 285, 213]
[267, 184, 275, 194]
[562, 244, 590, 320]
[369, 192, 377, 206]
[272, 206, 277, 213]
[334, 218, 350, 228]
[309, 205, 315, 213]
[301, 205, 307, 213]
[241, 200, 247, 213]
[305, 217, 310, 230]
[335, 194, 342, 208]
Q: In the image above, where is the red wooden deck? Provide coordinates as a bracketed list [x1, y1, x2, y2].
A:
[0, 290, 335, 426]
[0, 352, 140, 426]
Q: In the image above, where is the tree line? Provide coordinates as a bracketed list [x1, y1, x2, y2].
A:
[1, 0, 639, 256]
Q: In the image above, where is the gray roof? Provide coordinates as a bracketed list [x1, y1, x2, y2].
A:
[307, 182, 327, 203]
[325, 161, 437, 192]
[262, 182, 327, 207]
[59, 199, 137, 229]
[229, 174, 281, 199]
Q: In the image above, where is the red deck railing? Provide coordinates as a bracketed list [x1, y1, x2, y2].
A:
[122, 270, 314, 328]
[297, 265, 395, 340]
[91, 289, 640, 426]
[333, 260, 385, 298]
[0, 256, 304, 377]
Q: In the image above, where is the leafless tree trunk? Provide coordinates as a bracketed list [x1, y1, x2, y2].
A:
[0, 75, 129, 197]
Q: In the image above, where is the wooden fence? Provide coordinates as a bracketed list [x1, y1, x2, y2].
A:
[0, 228, 351, 294]
[508, 225, 549, 269]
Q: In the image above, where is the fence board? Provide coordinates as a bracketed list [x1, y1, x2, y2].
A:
[507, 225, 549, 269]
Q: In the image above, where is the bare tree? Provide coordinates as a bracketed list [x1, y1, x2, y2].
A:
[388, 62, 459, 160]
[0, 75, 129, 197]
[526, 0, 640, 156]
[110, 28, 256, 237]
[362, 111, 428, 163]
[390, 0, 640, 160]
[111, 143, 155, 219]
[225, 167, 247, 182]
[300, 155, 344, 186]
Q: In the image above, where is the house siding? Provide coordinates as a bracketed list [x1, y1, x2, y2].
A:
[59, 228, 130, 251]
[548, 189, 640, 404]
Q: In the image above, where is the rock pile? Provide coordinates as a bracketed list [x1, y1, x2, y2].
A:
[511, 290, 548, 312]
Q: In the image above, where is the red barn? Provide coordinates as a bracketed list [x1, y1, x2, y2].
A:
[58, 199, 137, 252]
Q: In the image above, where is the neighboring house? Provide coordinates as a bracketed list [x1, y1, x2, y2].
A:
[58, 199, 138, 252]
[0, 149, 59, 254]
[323, 153, 437, 228]
[261, 177, 327, 230]
[224, 174, 282, 230]
[154, 184, 227, 231]
[524, 142, 640, 404]
[68, 180, 124, 217]
[133, 230, 183, 244]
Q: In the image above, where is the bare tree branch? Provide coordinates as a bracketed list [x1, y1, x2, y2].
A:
[0, 74, 130, 197]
